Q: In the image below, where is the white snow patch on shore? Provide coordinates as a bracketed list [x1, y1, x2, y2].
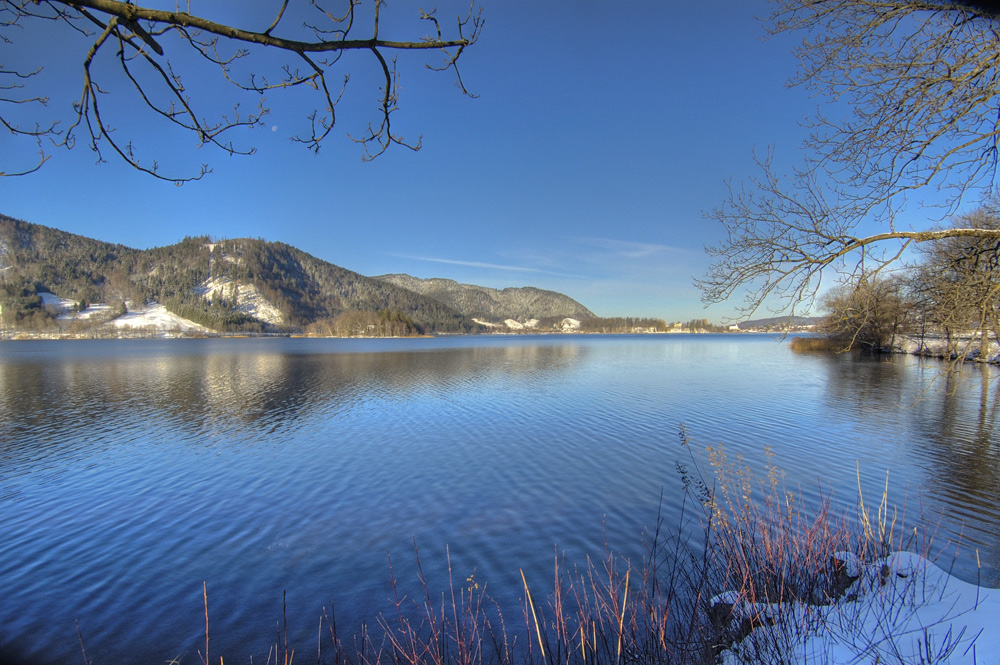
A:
[718, 551, 999, 664]
[895, 335, 1000, 358]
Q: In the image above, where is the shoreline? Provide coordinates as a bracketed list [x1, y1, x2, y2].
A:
[894, 334, 1000, 364]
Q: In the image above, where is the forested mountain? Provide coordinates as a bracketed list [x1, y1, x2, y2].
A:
[375, 274, 595, 322]
[739, 316, 822, 330]
[0, 215, 596, 335]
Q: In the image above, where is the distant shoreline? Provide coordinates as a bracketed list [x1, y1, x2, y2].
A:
[0, 329, 771, 342]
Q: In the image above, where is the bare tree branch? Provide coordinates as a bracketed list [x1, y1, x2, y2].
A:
[701, 0, 1000, 319]
[909, 203, 1000, 357]
[819, 272, 913, 352]
[63, 0, 476, 54]
[770, 0, 1000, 213]
[0, 0, 483, 181]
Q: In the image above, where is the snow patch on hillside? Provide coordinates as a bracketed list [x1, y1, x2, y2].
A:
[41, 292, 117, 322]
[112, 302, 212, 334]
[0, 239, 10, 270]
[474, 317, 578, 332]
[60, 304, 113, 320]
[195, 276, 284, 324]
[38, 292, 76, 313]
[35, 292, 213, 336]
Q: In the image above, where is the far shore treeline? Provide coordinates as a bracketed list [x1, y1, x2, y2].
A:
[0, 215, 738, 338]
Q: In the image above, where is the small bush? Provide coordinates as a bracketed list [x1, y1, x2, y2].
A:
[789, 335, 844, 353]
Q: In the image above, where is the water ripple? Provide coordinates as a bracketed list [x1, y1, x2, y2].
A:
[0, 336, 997, 664]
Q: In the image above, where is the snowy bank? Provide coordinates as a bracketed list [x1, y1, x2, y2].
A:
[716, 551, 998, 664]
[895, 334, 1000, 363]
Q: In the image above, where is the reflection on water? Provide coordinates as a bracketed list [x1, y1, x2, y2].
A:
[0, 340, 588, 462]
[788, 349, 1000, 578]
[905, 365, 1000, 572]
[0, 336, 997, 665]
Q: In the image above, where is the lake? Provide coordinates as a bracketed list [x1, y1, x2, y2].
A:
[1, 334, 998, 664]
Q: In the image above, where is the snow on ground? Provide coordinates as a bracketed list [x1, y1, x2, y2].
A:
[40, 292, 115, 321]
[718, 552, 999, 664]
[474, 318, 538, 330]
[195, 276, 284, 324]
[60, 304, 112, 320]
[112, 302, 212, 335]
[18, 293, 213, 336]
[38, 291, 76, 313]
[473, 317, 580, 332]
[896, 334, 1000, 362]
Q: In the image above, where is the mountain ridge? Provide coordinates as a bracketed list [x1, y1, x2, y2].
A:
[374, 273, 596, 322]
[0, 215, 597, 335]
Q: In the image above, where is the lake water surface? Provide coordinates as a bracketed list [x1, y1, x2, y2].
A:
[1, 334, 998, 664]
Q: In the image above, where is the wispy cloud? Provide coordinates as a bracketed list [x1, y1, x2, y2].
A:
[393, 254, 582, 278]
[572, 236, 702, 259]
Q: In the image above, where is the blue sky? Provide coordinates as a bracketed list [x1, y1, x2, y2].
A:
[0, 2, 819, 321]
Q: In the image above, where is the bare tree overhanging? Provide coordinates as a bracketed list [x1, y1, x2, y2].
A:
[699, 0, 1000, 319]
[0, 0, 483, 182]
[819, 272, 912, 352]
[910, 204, 1000, 356]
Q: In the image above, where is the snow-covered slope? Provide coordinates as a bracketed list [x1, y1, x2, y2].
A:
[39, 292, 76, 313]
[34, 292, 211, 336]
[111, 302, 212, 335]
[195, 276, 285, 325]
